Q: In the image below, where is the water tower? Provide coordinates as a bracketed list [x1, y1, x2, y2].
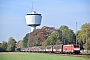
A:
[25, 4, 42, 32]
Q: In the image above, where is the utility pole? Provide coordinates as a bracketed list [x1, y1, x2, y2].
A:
[62, 30, 63, 44]
[86, 29, 88, 54]
[76, 22, 78, 45]
[64, 39, 65, 45]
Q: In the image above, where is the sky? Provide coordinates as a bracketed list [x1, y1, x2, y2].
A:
[0, 0, 90, 43]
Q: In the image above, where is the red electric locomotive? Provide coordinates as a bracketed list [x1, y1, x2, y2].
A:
[63, 44, 80, 54]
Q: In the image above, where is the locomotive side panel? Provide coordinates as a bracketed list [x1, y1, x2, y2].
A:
[63, 44, 74, 53]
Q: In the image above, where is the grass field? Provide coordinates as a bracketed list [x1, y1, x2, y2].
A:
[0, 52, 89, 60]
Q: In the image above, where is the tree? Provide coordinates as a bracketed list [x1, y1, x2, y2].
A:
[56, 40, 62, 45]
[23, 33, 29, 48]
[28, 32, 35, 47]
[77, 23, 90, 50]
[6, 37, 16, 52]
[45, 31, 61, 45]
[59, 25, 76, 44]
[45, 35, 55, 45]
[16, 40, 23, 48]
[28, 26, 56, 46]
[0, 41, 7, 52]
[6, 44, 14, 52]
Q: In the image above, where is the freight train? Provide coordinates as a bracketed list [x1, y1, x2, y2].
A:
[20, 44, 80, 54]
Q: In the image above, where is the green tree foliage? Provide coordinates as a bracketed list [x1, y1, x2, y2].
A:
[56, 40, 62, 45]
[77, 23, 90, 50]
[28, 33, 35, 47]
[45, 31, 61, 45]
[6, 37, 16, 52]
[23, 33, 29, 47]
[16, 40, 23, 48]
[6, 44, 14, 52]
[34, 40, 41, 46]
[59, 25, 76, 44]
[0, 41, 7, 52]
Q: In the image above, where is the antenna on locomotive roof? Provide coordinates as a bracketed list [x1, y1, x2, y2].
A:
[31, 2, 33, 12]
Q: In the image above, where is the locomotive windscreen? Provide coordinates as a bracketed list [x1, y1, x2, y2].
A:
[74, 45, 79, 48]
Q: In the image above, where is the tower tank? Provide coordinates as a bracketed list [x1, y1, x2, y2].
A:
[25, 11, 42, 32]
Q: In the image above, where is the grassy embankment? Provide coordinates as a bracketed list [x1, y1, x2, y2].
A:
[0, 52, 89, 60]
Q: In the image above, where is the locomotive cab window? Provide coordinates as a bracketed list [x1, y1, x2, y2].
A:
[74, 45, 79, 48]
